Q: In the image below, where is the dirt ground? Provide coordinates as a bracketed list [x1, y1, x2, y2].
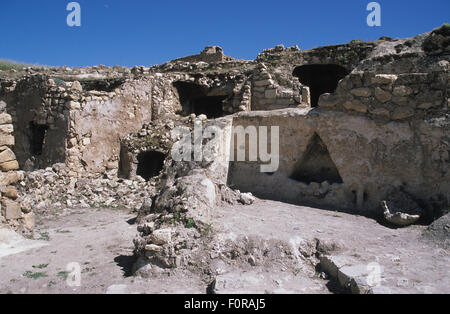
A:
[0, 208, 205, 294]
[0, 200, 448, 294]
[214, 201, 450, 294]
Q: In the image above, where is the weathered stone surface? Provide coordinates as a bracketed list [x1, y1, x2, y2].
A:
[2, 186, 18, 200]
[254, 79, 274, 87]
[145, 244, 163, 252]
[239, 192, 256, 205]
[383, 201, 420, 227]
[319, 93, 340, 108]
[371, 74, 398, 85]
[350, 88, 372, 97]
[391, 107, 414, 120]
[393, 86, 413, 97]
[0, 148, 16, 164]
[265, 89, 278, 99]
[71, 81, 83, 91]
[2, 199, 21, 220]
[150, 228, 172, 245]
[0, 171, 20, 187]
[0, 124, 14, 134]
[22, 212, 35, 230]
[343, 100, 368, 113]
[374, 87, 392, 103]
[381, 191, 423, 227]
[0, 160, 19, 171]
[0, 135, 15, 147]
[0, 113, 12, 125]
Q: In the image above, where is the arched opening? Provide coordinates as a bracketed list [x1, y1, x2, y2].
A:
[173, 81, 226, 118]
[290, 133, 343, 184]
[136, 151, 166, 181]
[28, 122, 48, 157]
[293, 64, 349, 107]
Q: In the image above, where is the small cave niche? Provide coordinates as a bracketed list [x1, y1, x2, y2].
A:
[293, 64, 349, 107]
[173, 81, 226, 118]
[290, 133, 343, 184]
[136, 151, 167, 181]
[28, 122, 49, 157]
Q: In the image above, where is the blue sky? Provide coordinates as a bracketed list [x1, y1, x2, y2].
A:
[0, 0, 448, 67]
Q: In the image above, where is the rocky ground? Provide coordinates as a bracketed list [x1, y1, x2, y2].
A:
[1, 199, 448, 294]
[0, 207, 205, 294]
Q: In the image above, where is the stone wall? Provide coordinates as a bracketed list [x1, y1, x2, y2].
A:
[227, 108, 449, 218]
[319, 71, 448, 121]
[0, 101, 31, 231]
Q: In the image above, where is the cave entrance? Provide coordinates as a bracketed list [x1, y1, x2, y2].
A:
[173, 81, 226, 118]
[293, 64, 349, 107]
[136, 151, 166, 181]
[290, 133, 343, 184]
[29, 122, 49, 157]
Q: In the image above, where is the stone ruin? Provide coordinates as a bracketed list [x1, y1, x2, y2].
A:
[0, 25, 449, 288]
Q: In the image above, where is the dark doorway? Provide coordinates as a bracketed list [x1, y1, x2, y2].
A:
[173, 81, 226, 118]
[136, 151, 166, 181]
[290, 133, 343, 184]
[293, 64, 349, 107]
[79, 78, 126, 92]
[29, 122, 48, 157]
[118, 145, 132, 179]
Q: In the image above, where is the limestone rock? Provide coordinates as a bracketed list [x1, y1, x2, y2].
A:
[381, 191, 423, 227]
[239, 192, 256, 205]
[0, 135, 14, 147]
[382, 201, 420, 227]
[22, 212, 35, 230]
[2, 186, 18, 200]
[374, 87, 392, 103]
[0, 113, 12, 125]
[0, 148, 16, 164]
[2, 199, 21, 220]
[150, 228, 172, 245]
[343, 100, 367, 113]
[372, 74, 398, 85]
[0, 160, 19, 171]
[350, 88, 372, 97]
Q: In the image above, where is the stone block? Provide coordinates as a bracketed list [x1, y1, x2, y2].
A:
[150, 228, 172, 245]
[0, 171, 20, 187]
[0, 160, 19, 171]
[254, 79, 274, 87]
[2, 199, 21, 220]
[374, 87, 392, 103]
[343, 100, 368, 113]
[0, 124, 14, 134]
[391, 107, 415, 120]
[2, 186, 18, 200]
[0, 113, 12, 125]
[23, 212, 35, 230]
[393, 86, 412, 97]
[0, 135, 15, 147]
[0, 148, 16, 164]
[265, 89, 278, 99]
[371, 74, 398, 85]
[351, 88, 372, 97]
[319, 93, 341, 108]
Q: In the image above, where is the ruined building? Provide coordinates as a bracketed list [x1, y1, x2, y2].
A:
[0, 26, 449, 286]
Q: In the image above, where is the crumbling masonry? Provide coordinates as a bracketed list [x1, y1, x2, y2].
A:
[0, 27, 449, 274]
